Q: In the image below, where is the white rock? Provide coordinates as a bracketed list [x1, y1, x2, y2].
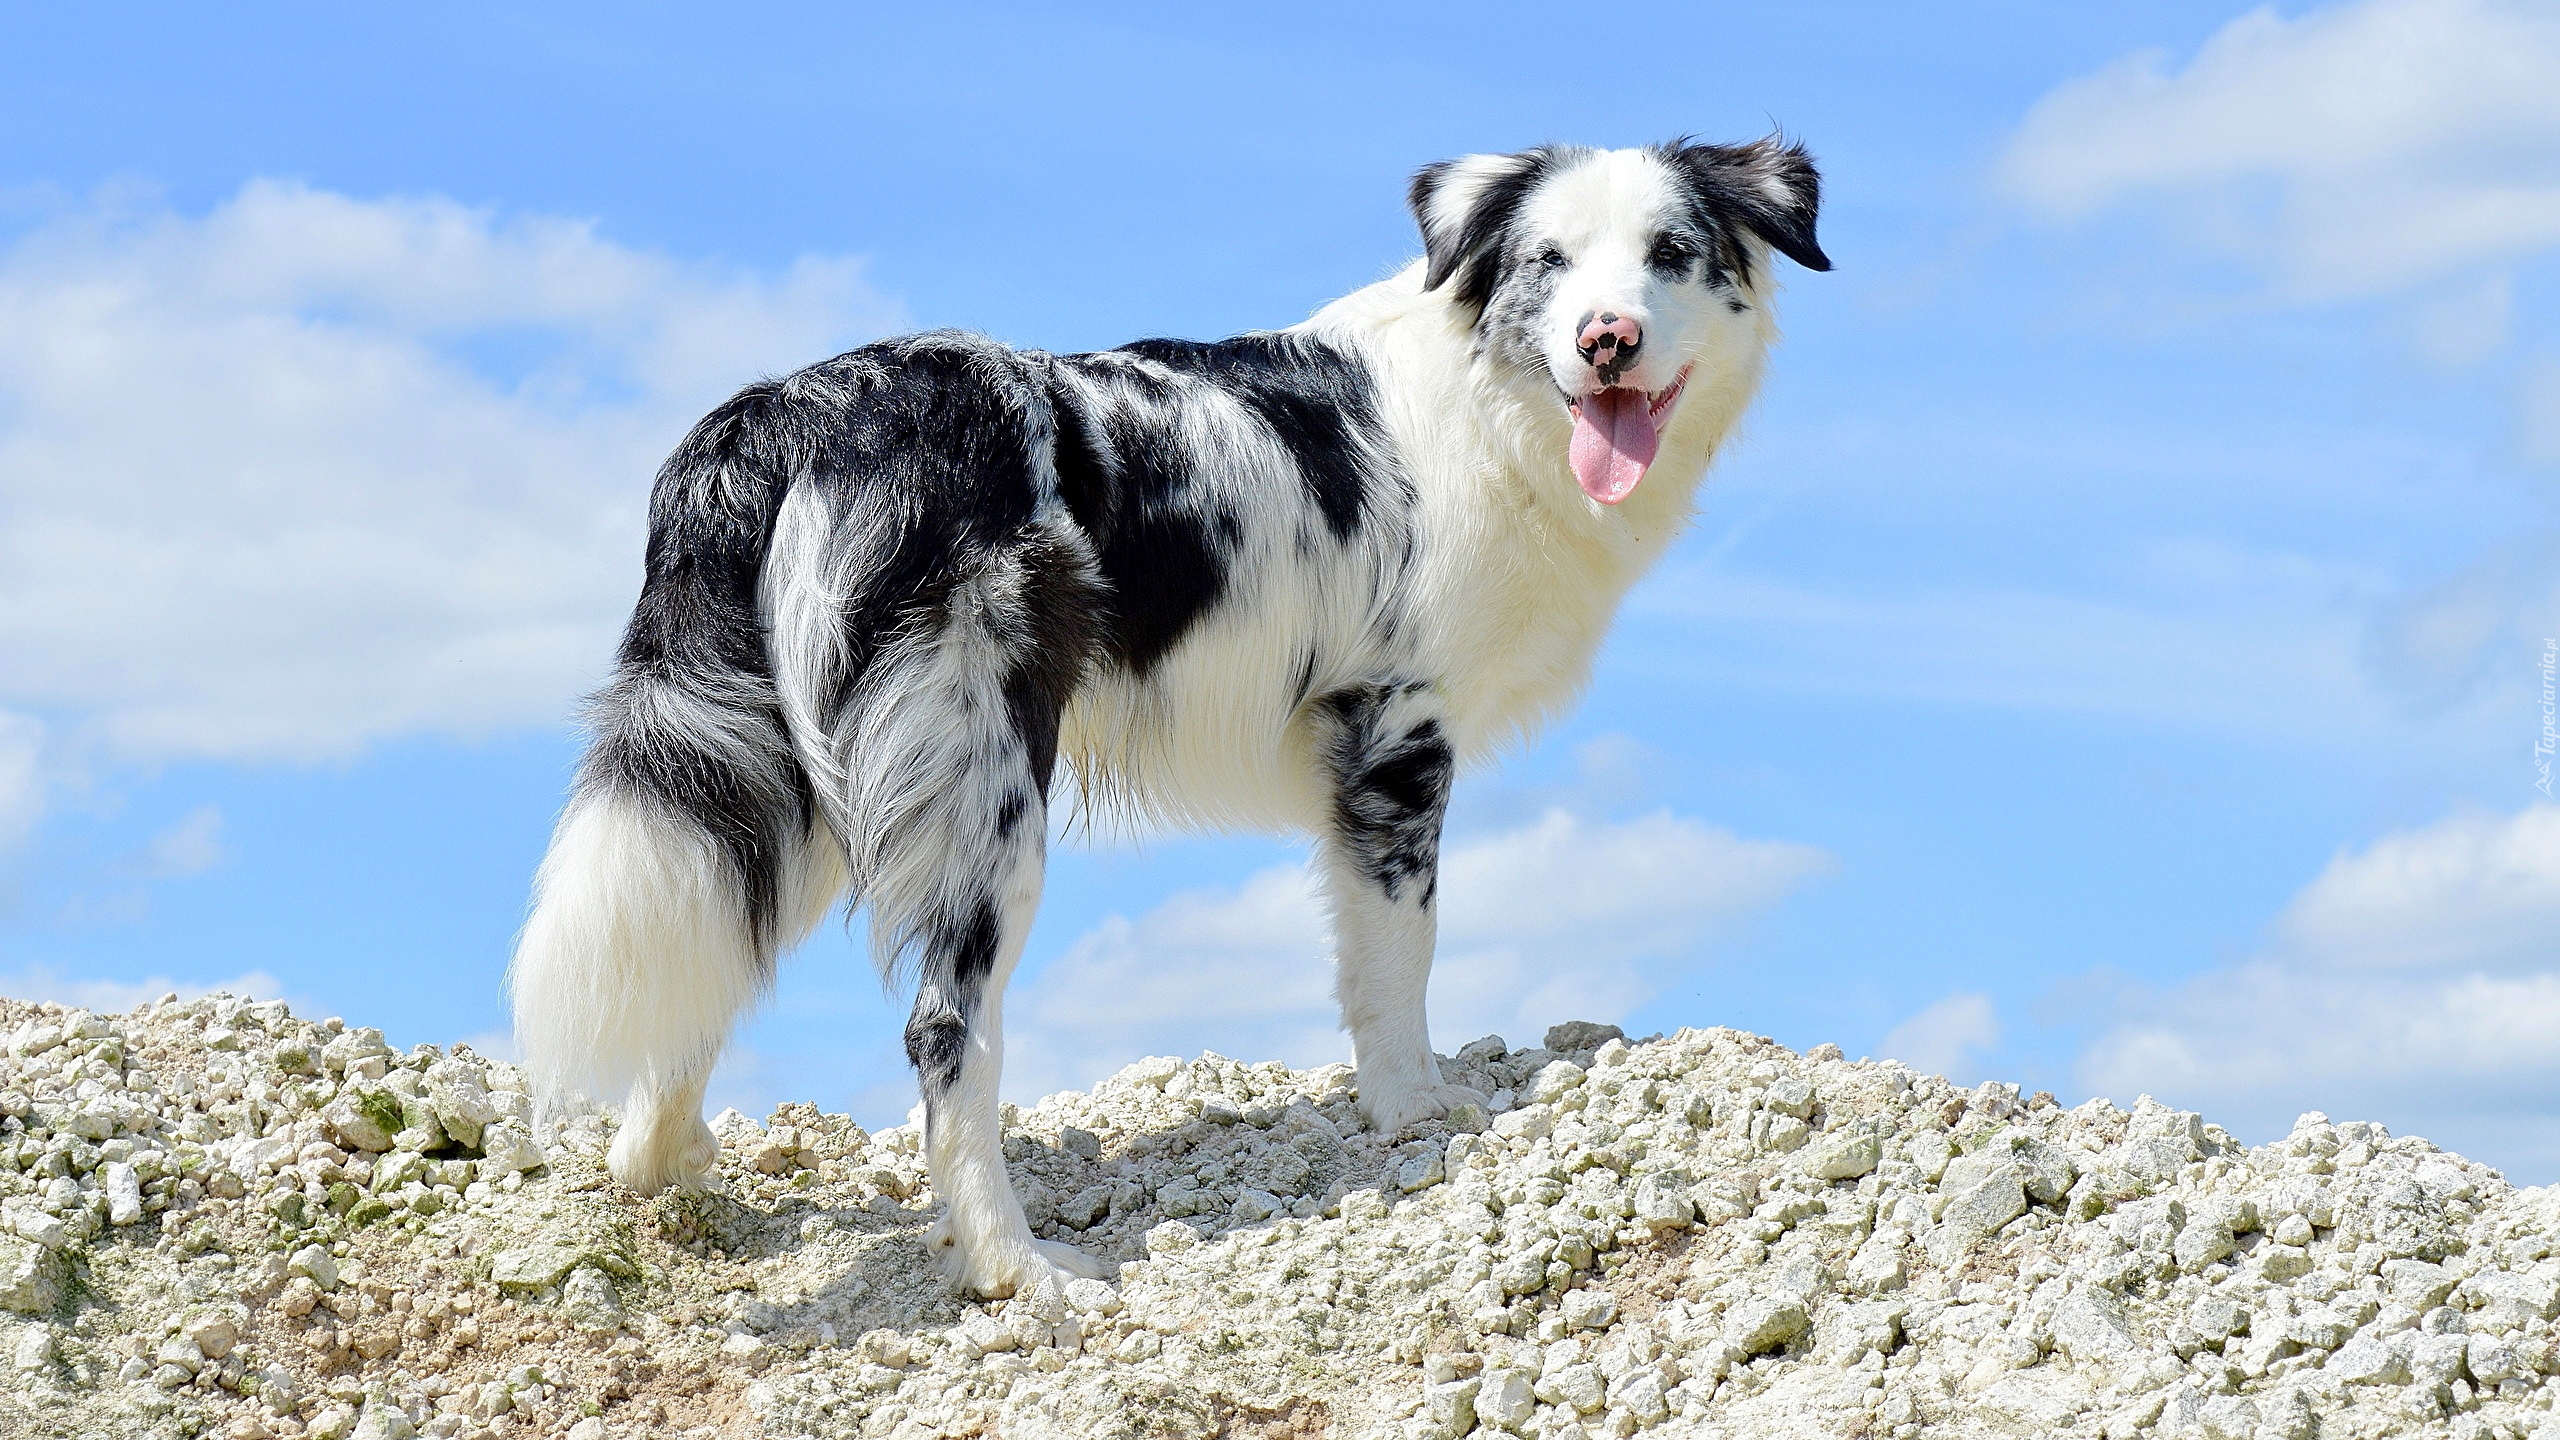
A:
[103, 1161, 143, 1226]
[0, 1238, 63, 1313]
[185, 1312, 241, 1360]
[1528, 1061, 1586, 1105]
[154, 1334, 204, 1375]
[20, 1003, 2560, 1440]
[424, 1075, 499, 1149]
[1548, 1362, 1607, 1414]
[1726, 1296, 1808, 1355]
[2382, 1258, 2456, 1310]
[1057, 1277, 1118, 1318]
[320, 1095, 395, 1154]
[1561, 1288, 1618, 1331]
[1395, 1150, 1444, 1193]
[2470, 1332, 2522, 1384]
[1611, 1369, 1670, 1424]
[477, 1123, 545, 1176]
[1801, 1130, 1881, 1181]
[288, 1244, 339, 1290]
[350, 1400, 415, 1440]
[1475, 1367, 1535, 1431]
[1928, 1159, 2027, 1266]
[2049, 1287, 2137, 1361]
[1630, 1171, 1696, 1229]
[1424, 1376, 1479, 1439]
[2197, 1394, 2259, 1440]
[5, 1207, 65, 1251]
[2326, 1334, 2410, 1385]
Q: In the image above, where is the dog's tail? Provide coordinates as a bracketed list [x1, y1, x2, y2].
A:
[508, 382, 843, 1130]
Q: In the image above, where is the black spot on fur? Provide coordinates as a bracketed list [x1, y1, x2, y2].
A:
[1040, 362, 1228, 676]
[1043, 333, 1398, 674]
[1116, 333, 1382, 543]
[1318, 684, 1454, 906]
[995, 523, 1104, 790]
[904, 984, 969, 1095]
[905, 899, 1002, 1095]
[1410, 147, 1575, 317]
[1659, 135, 1831, 276]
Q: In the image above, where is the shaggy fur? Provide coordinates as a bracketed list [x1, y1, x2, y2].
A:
[511, 137, 1829, 1296]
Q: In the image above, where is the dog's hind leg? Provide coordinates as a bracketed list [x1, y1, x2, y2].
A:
[898, 809, 1108, 1297]
[810, 525, 1107, 1298]
[1313, 681, 1485, 1135]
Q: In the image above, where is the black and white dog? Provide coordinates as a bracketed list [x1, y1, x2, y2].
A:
[511, 138, 1828, 1297]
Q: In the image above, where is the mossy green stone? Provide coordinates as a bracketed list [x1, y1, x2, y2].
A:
[351, 1088, 405, 1138]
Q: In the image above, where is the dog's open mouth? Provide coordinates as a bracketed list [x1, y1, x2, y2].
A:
[1566, 364, 1692, 505]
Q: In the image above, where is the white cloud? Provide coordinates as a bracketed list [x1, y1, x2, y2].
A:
[1003, 809, 1831, 1101]
[134, 805, 228, 879]
[2003, 0, 2560, 295]
[2274, 803, 2560, 970]
[0, 711, 41, 849]
[0, 963, 286, 1015]
[2078, 804, 2560, 1173]
[1880, 993, 2002, 1085]
[0, 180, 903, 767]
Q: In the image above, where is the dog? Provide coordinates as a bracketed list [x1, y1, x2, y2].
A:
[509, 136, 1829, 1298]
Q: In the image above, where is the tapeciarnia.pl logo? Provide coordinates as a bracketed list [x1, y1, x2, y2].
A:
[2538, 638, 2556, 800]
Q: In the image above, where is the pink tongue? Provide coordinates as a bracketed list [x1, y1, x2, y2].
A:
[1569, 388, 1657, 504]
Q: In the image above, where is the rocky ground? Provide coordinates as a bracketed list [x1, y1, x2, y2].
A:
[6, 995, 2560, 1440]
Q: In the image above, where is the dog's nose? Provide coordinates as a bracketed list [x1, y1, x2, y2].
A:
[1575, 311, 1643, 380]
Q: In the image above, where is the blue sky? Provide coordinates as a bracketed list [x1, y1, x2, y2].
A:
[5, 3, 2558, 1174]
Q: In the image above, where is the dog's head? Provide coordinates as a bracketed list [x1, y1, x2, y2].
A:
[1410, 138, 1829, 504]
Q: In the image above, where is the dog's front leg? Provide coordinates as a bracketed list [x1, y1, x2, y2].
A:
[1314, 681, 1484, 1134]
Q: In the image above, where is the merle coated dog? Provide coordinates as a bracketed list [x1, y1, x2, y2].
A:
[511, 137, 1829, 1297]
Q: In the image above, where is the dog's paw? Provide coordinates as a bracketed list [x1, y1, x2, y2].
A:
[1356, 1080, 1489, 1137]
[607, 1112, 717, 1197]
[925, 1221, 1114, 1297]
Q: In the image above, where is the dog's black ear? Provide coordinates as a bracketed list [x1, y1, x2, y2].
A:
[1666, 135, 1831, 274]
[1409, 149, 1553, 311]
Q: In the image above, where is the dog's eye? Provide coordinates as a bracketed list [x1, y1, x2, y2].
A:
[1536, 247, 1568, 270]
[1650, 238, 1694, 267]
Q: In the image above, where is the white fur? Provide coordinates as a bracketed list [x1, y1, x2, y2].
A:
[510, 791, 841, 1191]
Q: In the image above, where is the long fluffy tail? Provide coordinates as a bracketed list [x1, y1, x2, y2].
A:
[508, 384, 844, 1113]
